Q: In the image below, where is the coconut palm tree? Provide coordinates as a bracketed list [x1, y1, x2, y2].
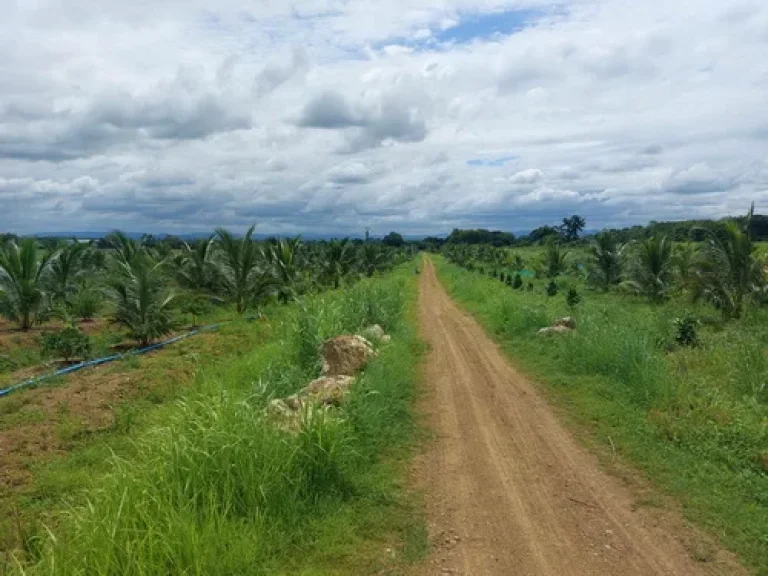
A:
[215, 225, 275, 313]
[108, 253, 176, 346]
[0, 238, 57, 330]
[265, 236, 303, 304]
[357, 243, 388, 278]
[174, 235, 220, 292]
[588, 232, 625, 289]
[693, 205, 764, 318]
[672, 241, 697, 292]
[323, 238, 355, 289]
[511, 253, 525, 273]
[623, 235, 674, 303]
[47, 240, 92, 304]
[106, 231, 144, 266]
[543, 240, 568, 278]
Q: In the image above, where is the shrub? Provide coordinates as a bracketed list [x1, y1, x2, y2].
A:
[566, 287, 582, 308]
[673, 315, 700, 347]
[546, 280, 559, 297]
[176, 293, 213, 328]
[41, 326, 92, 362]
[69, 285, 102, 321]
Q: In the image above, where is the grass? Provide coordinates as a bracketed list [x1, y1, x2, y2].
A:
[4, 265, 426, 575]
[434, 254, 768, 574]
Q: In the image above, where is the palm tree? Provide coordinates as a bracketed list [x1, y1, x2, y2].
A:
[108, 254, 176, 346]
[543, 240, 568, 278]
[106, 231, 144, 266]
[672, 242, 697, 292]
[215, 225, 274, 313]
[174, 235, 220, 292]
[511, 254, 525, 273]
[623, 235, 674, 303]
[357, 243, 388, 278]
[265, 237, 303, 304]
[588, 232, 625, 289]
[0, 238, 56, 330]
[48, 240, 91, 304]
[693, 205, 764, 318]
[323, 238, 355, 289]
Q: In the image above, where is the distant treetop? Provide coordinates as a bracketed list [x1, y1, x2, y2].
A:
[447, 228, 515, 246]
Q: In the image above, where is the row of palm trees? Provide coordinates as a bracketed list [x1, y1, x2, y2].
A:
[591, 207, 765, 317]
[444, 206, 766, 319]
[0, 227, 410, 343]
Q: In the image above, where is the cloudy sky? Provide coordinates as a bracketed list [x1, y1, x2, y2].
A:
[1, 0, 767, 236]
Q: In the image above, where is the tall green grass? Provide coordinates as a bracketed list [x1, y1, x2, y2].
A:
[435, 256, 768, 574]
[12, 270, 424, 575]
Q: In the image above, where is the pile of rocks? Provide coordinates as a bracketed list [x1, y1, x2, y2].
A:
[537, 317, 576, 335]
[268, 325, 390, 429]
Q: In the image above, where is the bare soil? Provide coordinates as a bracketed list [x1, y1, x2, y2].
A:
[413, 258, 746, 575]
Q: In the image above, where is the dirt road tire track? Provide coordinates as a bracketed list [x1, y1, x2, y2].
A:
[414, 258, 745, 576]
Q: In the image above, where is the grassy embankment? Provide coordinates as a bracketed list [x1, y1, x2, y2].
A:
[3, 265, 426, 575]
[434, 255, 768, 574]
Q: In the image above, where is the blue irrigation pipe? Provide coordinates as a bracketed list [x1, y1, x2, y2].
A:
[0, 321, 234, 399]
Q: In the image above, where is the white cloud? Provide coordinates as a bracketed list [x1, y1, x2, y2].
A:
[1, 0, 767, 235]
[509, 168, 544, 184]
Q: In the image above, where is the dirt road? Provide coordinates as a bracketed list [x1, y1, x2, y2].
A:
[415, 258, 744, 576]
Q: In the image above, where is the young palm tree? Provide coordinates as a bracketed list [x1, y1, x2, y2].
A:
[106, 231, 145, 266]
[511, 253, 525, 273]
[543, 240, 568, 278]
[694, 205, 764, 318]
[174, 235, 220, 292]
[588, 232, 625, 289]
[323, 238, 355, 289]
[672, 241, 697, 292]
[215, 225, 275, 313]
[266, 236, 303, 304]
[623, 235, 674, 303]
[0, 238, 56, 330]
[108, 254, 175, 346]
[357, 243, 388, 278]
[48, 240, 91, 304]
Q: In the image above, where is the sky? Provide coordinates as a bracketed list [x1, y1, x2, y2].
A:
[1, 0, 767, 236]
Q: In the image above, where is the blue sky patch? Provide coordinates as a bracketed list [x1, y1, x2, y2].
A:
[438, 9, 542, 44]
[468, 156, 516, 167]
[375, 8, 545, 53]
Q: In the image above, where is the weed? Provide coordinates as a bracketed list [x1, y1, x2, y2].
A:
[566, 287, 582, 308]
[546, 280, 559, 297]
[673, 315, 700, 347]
